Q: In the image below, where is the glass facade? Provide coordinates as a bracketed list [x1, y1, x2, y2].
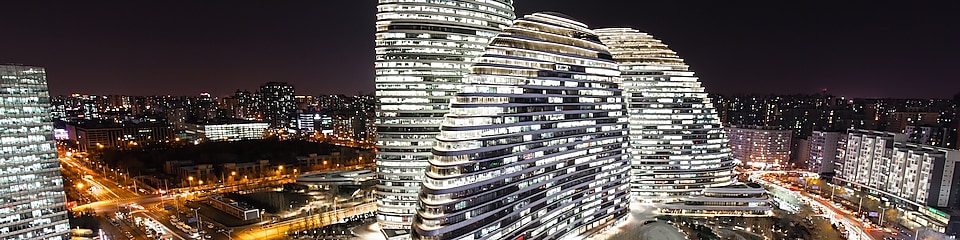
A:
[0, 65, 71, 240]
[374, 0, 516, 235]
[595, 28, 736, 202]
[412, 13, 631, 240]
[185, 122, 270, 142]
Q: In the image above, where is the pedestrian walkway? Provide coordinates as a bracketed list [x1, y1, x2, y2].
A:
[353, 220, 385, 240]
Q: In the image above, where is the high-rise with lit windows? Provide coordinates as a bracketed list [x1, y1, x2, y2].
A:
[412, 13, 631, 240]
[259, 82, 295, 128]
[726, 125, 793, 168]
[373, 0, 516, 237]
[596, 28, 737, 202]
[0, 65, 71, 240]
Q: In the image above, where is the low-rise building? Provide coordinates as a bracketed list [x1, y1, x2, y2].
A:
[659, 182, 773, 217]
[295, 170, 375, 191]
[184, 119, 269, 142]
[207, 195, 260, 221]
[64, 120, 174, 151]
[221, 160, 271, 180]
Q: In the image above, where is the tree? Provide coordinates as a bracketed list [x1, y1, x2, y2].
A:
[953, 92, 960, 106]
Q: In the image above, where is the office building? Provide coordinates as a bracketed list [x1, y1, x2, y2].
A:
[373, 0, 516, 235]
[412, 12, 630, 240]
[183, 119, 269, 142]
[62, 120, 174, 151]
[595, 28, 736, 201]
[727, 126, 792, 168]
[259, 82, 295, 128]
[296, 113, 323, 132]
[0, 65, 71, 239]
[807, 131, 841, 174]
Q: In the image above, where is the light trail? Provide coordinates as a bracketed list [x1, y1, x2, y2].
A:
[750, 171, 873, 240]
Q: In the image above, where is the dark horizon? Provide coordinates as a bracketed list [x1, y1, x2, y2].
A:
[1, 1, 957, 98]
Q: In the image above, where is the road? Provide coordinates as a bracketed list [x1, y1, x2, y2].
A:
[233, 202, 376, 240]
[750, 171, 874, 240]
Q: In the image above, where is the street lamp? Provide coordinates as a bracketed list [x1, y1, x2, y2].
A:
[192, 208, 202, 233]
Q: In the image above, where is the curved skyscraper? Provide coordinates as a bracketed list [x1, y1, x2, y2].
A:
[373, 0, 515, 237]
[595, 28, 736, 202]
[412, 13, 631, 240]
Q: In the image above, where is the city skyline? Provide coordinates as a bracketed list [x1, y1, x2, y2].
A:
[1, 1, 956, 98]
[8, 1, 960, 240]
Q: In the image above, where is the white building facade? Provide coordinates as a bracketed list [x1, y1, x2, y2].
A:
[595, 28, 736, 202]
[837, 129, 960, 233]
[412, 13, 630, 240]
[373, 0, 516, 236]
[659, 182, 773, 217]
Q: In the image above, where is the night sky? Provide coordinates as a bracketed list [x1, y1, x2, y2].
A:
[1, 1, 957, 98]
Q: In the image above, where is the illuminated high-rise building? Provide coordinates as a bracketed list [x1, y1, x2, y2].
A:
[373, 0, 515, 237]
[259, 82, 295, 128]
[412, 13, 631, 240]
[727, 125, 793, 168]
[0, 65, 71, 240]
[596, 28, 737, 202]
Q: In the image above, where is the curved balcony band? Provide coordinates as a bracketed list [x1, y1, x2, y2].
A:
[374, 0, 517, 234]
[412, 13, 631, 240]
[596, 28, 737, 202]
